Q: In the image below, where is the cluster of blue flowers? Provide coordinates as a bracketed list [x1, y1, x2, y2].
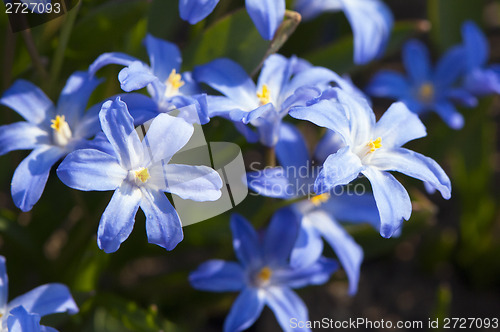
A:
[0, 1, 498, 331]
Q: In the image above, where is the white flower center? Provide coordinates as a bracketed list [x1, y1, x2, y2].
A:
[164, 69, 184, 98]
[51, 115, 72, 146]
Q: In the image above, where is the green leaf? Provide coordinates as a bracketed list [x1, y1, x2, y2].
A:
[183, 9, 269, 72]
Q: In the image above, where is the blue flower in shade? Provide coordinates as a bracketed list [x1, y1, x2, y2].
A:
[366, 39, 477, 130]
[247, 123, 381, 295]
[0, 72, 104, 212]
[194, 54, 342, 146]
[289, 88, 452, 238]
[459, 21, 500, 96]
[189, 209, 337, 332]
[294, 0, 394, 65]
[0, 256, 78, 331]
[89, 34, 209, 125]
[179, 0, 285, 40]
[57, 97, 223, 253]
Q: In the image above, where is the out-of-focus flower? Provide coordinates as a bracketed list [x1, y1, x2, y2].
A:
[179, 0, 285, 40]
[290, 88, 451, 238]
[189, 209, 337, 332]
[57, 98, 222, 253]
[89, 34, 208, 125]
[0, 256, 78, 332]
[294, 0, 393, 64]
[0, 72, 104, 211]
[460, 21, 500, 96]
[366, 39, 477, 129]
[194, 54, 342, 146]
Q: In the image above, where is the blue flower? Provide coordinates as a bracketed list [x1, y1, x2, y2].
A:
[289, 88, 452, 238]
[247, 123, 380, 295]
[89, 34, 209, 125]
[189, 209, 337, 332]
[0, 72, 104, 211]
[366, 39, 477, 129]
[179, 0, 285, 40]
[194, 54, 341, 146]
[459, 21, 500, 96]
[294, 0, 394, 64]
[57, 97, 223, 253]
[0, 256, 78, 331]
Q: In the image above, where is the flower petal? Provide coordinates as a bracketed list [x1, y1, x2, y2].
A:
[189, 260, 245, 292]
[462, 20, 488, 70]
[57, 149, 126, 191]
[223, 288, 265, 332]
[314, 129, 345, 164]
[265, 287, 309, 331]
[276, 123, 309, 169]
[141, 188, 184, 251]
[340, 0, 394, 64]
[88, 52, 137, 77]
[7, 306, 41, 332]
[97, 182, 141, 253]
[144, 34, 181, 81]
[257, 54, 292, 100]
[118, 61, 158, 92]
[245, 0, 285, 40]
[193, 58, 257, 109]
[370, 148, 451, 199]
[362, 167, 411, 238]
[366, 70, 410, 100]
[294, 0, 342, 21]
[142, 113, 194, 165]
[11, 146, 65, 212]
[0, 256, 7, 308]
[159, 164, 222, 201]
[8, 283, 78, 317]
[56, 71, 102, 125]
[230, 214, 262, 267]
[263, 207, 300, 265]
[434, 101, 464, 130]
[374, 102, 427, 148]
[308, 210, 363, 295]
[434, 46, 467, 88]
[0, 80, 54, 124]
[247, 167, 299, 199]
[99, 98, 143, 169]
[0, 122, 49, 156]
[321, 192, 380, 229]
[290, 220, 324, 269]
[179, 0, 220, 24]
[403, 40, 431, 84]
[289, 99, 351, 145]
[315, 146, 364, 194]
[117, 93, 160, 126]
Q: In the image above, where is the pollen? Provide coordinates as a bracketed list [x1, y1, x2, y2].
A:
[257, 266, 273, 283]
[418, 83, 435, 103]
[367, 137, 382, 153]
[257, 84, 271, 105]
[310, 193, 330, 206]
[167, 69, 184, 90]
[135, 167, 150, 183]
[51, 115, 66, 132]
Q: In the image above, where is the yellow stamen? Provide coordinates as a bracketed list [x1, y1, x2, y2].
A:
[257, 266, 273, 282]
[418, 83, 435, 103]
[50, 115, 66, 132]
[257, 84, 271, 105]
[167, 69, 184, 90]
[367, 137, 382, 153]
[135, 167, 150, 183]
[310, 193, 330, 207]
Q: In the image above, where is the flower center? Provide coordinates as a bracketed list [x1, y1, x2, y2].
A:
[134, 167, 150, 183]
[255, 266, 273, 287]
[50, 115, 72, 146]
[367, 137, 382, 153]
[418, 82, 435, 104]
[310, 193, 330, 207]
[257, 84, 272, 105]
[164, 69, 185, 97]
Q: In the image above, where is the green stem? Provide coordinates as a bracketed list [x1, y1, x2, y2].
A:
[49, 1, 81, 91]
[21, 29, 49, 81]
[265, 146, 276, 167]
